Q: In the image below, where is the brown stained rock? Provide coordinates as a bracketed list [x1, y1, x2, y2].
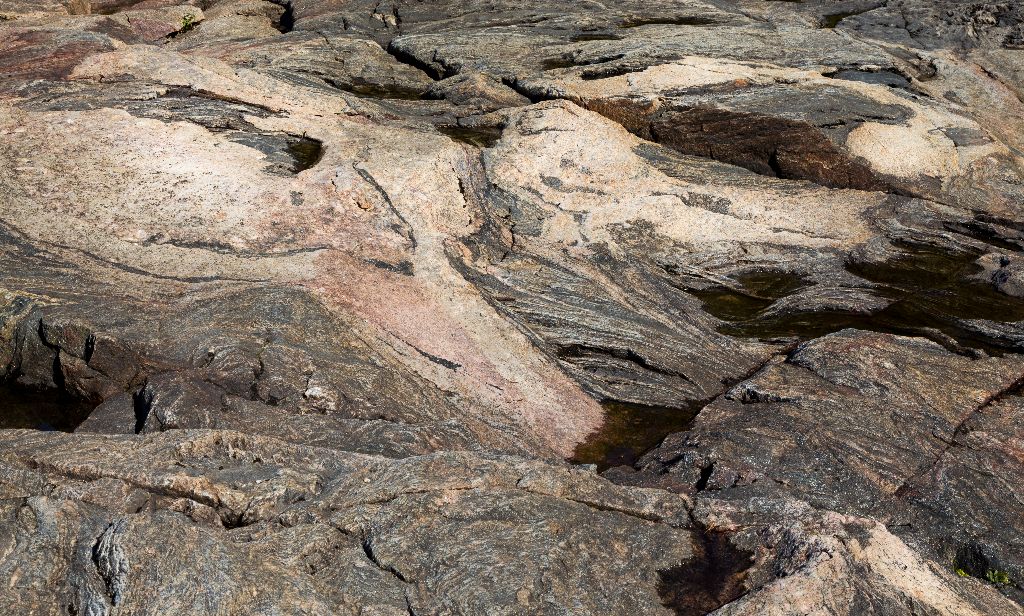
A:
[0, 28, 118, 91]
[649, 106, 889, 192]
[892, 395, 1024, 604]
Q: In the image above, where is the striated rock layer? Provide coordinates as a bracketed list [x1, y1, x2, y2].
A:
[1, 0, 1024, 613]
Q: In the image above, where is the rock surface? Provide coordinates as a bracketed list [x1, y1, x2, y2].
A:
[2, 0, 1024, 613]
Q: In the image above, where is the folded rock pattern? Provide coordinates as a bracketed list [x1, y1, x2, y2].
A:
[1, 0, 1024, 613]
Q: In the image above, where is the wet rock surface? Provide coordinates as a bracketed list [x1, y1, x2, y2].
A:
[2, 0, 1024, 613]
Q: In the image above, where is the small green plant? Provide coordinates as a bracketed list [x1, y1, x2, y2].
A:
[985, 569, 1012, 585]
[181, 12, 196, 32]
[955, 568, 969, 578]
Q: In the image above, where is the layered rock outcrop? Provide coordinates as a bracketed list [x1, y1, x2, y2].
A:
[2, 0, 1024, 613]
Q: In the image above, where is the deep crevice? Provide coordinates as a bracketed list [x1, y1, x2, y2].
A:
[694, 464, 714, 492]
[570, 30, 622, 42]
[620, 16, 722, 28]
[132, 385, 153, 434]
[164, 11, 200, 40]
[361, 538, 412, 584]
[273, 0, 294, 33]
[383, 43, 446, 81]
[91, 524, 117, 605]
[952, 543, 1018, 588]
[894, 370, 1024, 500]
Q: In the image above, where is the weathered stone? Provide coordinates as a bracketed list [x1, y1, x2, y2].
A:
[630, 330, 1024, 605]
[3, 0, 1024, 612]
[0, 430, 696, 614]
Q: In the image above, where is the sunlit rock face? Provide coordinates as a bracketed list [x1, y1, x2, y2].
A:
[2, 0, 1024, 614]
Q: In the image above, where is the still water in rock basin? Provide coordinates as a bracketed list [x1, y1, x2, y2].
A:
[575, 243, 1024, 471]
[571, 401, 704, 472]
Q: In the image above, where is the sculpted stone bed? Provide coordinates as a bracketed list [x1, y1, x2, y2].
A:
[1, 0, 1024, 613]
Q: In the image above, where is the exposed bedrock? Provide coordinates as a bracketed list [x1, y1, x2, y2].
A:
[621, 330, 1024, 607]
[2, 0, 1024, 613]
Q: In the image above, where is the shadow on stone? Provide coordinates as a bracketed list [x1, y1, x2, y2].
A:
[0, 381, 95, 431]
[658, 530, 753, 615]
[953, 543, 1019, 591]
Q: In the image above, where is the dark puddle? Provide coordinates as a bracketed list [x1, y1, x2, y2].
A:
[228, 133, 323, 174]
[570, 31, 623, 42]
[690, 272, 807, 322]
[569, 277, 809, 472]
[541, 56, 579, 71]
[694, 245, 1024, 355]
[338, 83, 425, 100]
[571, 401, 704, 472]
[620, 16, 721, 28]
[658, 530, 754, 616]
[829, 68, 911, 89]
[285, 136, 324, 173]
[0, 382, 95, 431]
[573, 245, 1024, 473]
[438, 126, 503, 148]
